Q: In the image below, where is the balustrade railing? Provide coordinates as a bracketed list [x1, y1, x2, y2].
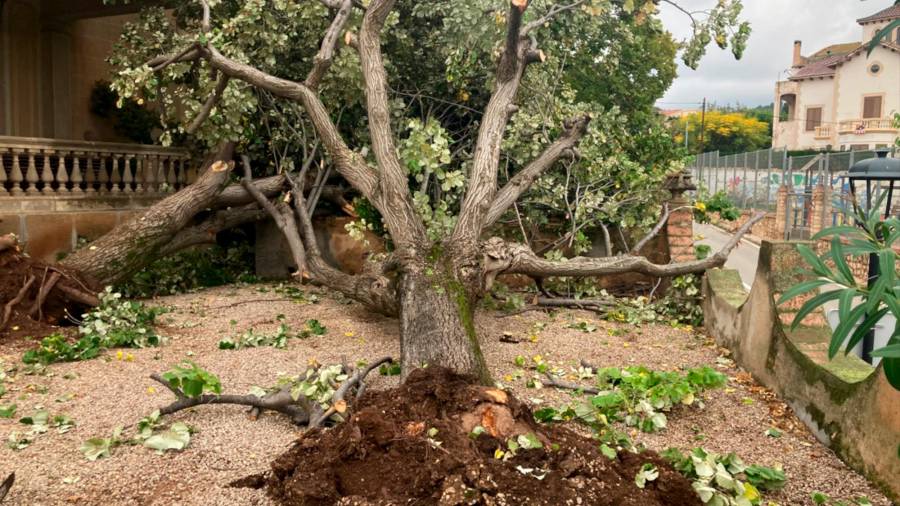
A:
[0, 136, 194, 197]
[837, 118, 897, 134]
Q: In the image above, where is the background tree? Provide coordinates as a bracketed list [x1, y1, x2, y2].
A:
[44, 0, 759, 381]
[672, 110, 770, 155]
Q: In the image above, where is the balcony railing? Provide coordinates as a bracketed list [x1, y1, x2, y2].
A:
[837, 118, 898, 135]
[0, 136, 194, 197]
[814, 125, 832, 139]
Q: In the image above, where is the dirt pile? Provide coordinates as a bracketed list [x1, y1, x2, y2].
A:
[0, 241, 93, 344]
[248, 367, 701, 506]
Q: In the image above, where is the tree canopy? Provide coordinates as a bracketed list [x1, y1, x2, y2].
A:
[108, 0, 750, 251]
[671, 110, 770, 156]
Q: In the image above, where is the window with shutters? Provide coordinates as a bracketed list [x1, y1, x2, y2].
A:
[863, 96, 883, 119]
[805, 107, 822, 131]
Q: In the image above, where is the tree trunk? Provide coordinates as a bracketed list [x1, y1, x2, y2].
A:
[59, 143, 236, 286]
[397, 266, 491, 384]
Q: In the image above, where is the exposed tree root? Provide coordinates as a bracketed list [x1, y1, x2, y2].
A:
[1, 275, 35, 331]
[29, 271, 61, 321]
[149, 356, 393, 429]
[0, 472, 13, 503]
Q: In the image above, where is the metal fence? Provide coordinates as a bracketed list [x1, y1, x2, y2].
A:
[688, 148, 895, 217]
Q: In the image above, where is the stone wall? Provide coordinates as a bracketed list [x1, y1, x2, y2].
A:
[703, 242, 900, 501]
[0, 195, 157, 262]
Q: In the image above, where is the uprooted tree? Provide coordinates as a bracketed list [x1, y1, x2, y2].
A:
[3, 0, 760, 382]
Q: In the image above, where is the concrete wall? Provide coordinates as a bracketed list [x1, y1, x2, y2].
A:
[0, 2, 136, 141]
[0, 196, 156, 261]
[703, 242, 900, 501]
[793, 77, 835, 150]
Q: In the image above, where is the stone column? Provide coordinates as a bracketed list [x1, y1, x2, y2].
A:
[774, 185, 790, 241]
[665, 171, 698, 263]
[809, 184, 832, 249]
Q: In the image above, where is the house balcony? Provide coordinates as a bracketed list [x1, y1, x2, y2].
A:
[837, 118, 898, 135]
[814, 125, 832, 140]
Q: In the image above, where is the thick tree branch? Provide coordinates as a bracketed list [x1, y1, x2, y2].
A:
[452, 0, 535, 249]
[60, 143, 237, 285]
[240, 155, 308, 276]
[495, 212, 765, 279]
[358, 0, 428, 249]
[200, 46, 378, 200]
[306, 0, 354, 89]
[213, 175, 287, 208]
[630, 203, 672, 255]
[288, 173, 400, 316]
[159, 205, 268, 256]
[185, 74, 229, 135]
[484, 114, 590, 228]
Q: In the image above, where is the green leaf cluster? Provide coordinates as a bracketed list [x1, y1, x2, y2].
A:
[662, 447, 784, 506]
[779, 196, 900, 390]
[22, 287, 165, 365]
[161, 361, 222, 398]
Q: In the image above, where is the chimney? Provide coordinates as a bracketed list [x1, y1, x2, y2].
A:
[792, 40, 804, 68]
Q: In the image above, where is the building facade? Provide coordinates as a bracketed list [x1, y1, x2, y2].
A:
[773, 4, 900, 151]
[0, 0, 146, 142]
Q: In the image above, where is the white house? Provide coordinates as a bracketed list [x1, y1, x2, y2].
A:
[772, 4, 900, 151]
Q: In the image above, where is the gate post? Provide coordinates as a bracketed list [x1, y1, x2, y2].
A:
[665, 170, 698, 263]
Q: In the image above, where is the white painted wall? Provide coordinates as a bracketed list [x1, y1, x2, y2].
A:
[793, 78, 835, 149]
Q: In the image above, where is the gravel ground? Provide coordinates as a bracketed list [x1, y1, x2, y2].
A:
[0, 284, 893, 506]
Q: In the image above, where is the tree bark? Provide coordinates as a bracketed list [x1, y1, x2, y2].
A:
[59, 143, 236, 286]
[398, 266, 491, 384]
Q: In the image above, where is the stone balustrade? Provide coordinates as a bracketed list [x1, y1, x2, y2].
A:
[0, 136, 193, 196]
[0, 136, 196, 261]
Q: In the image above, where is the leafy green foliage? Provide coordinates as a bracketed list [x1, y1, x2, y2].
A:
[0, 404, 15, 419]
[115, 235, 256, 298]
[217, 316, 326, 350]
[160, 361, 222, 398]
[662, 447, 783, 505]
[80, 411, 195, 460]
[89, 80, 160, 144]
[634, 463, 659, 489]
[6, 409, 75, 451]
[23, 288, 164, 365]
[694, 191, 740, 223]
[378, 361, 402, 376]
[779, 198, 900, 390]
[107, 0, 748, 256]
[534, 365, 727, 436]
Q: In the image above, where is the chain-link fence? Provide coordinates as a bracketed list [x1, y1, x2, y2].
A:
[688, 148, 895, 214]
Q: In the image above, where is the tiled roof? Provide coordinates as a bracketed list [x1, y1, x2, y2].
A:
[857, 5, 900, 24]
[790, 53, 846, 79]
[789, 40, 900, 81]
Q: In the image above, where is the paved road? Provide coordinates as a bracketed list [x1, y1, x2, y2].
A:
[694, 223, 843, 331]
[693, 223, 760, 289]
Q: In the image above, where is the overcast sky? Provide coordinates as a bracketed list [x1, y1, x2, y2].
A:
[656, 0, 889, 109]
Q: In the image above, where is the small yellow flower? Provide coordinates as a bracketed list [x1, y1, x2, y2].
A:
[136, 98, 144, 105]
[147, 386, 156, 395]
[529, 334, 539, 343]
[695, 201, 707, 212]
[116, 350, 124, 361]
[532, 354, 543, 364]
[344, 331, 355, 337]
[125, 353, 134, 362]
[494, 448, 505, 459]
[503, 374, 513, 382]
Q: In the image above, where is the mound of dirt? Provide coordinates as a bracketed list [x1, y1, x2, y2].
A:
[249, 367, 702, 506]
[0, 244, 92, 344]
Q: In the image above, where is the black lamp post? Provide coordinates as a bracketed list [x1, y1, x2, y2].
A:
[847, 149, 900, 363]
